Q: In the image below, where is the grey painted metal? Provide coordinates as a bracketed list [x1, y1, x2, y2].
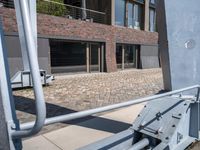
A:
[158, 0, 200, 92]
[140, 45, 160, 69]
[12, 0, 53, 89]
[11, 0, 46, 138]
[0, 18, 21, 149]
[82, 0, 87, 20]
[79, 1, 200, 149]
[14, 0, 30, 70]
[20, 85, 200, 130]
[128, 138, 149, 150]
[77, 95, 199, 150]
[0, 88, 10, 150]
[79, 129, 135, 150]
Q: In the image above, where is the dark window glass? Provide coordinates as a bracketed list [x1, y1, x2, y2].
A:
[50, 40, 87, 73]
[116, 44, 123, 69]
[90, 44, 99, 72]
[116, 44, 138, 69]
[124, 45, 137, 68]
[115, 0, 125, 26]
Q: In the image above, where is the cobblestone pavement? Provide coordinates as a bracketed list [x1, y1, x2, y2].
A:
[14, 68, 163, 134]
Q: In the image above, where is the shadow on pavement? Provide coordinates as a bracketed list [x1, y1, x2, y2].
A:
[14, 96, 131, 134]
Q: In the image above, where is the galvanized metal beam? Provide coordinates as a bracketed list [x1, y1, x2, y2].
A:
[11, 0, 46, 139]
[0, 85, 10, 150]
[0, 18, 21, 150]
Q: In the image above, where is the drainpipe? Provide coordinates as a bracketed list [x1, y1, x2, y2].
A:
[82, 0, 87, 20]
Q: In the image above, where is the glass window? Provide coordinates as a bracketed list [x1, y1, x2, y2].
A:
[128, 2, 134, 28]
[150, 0, 156, 4]
[133, 3, 143, 30]
[124, 45, 137, 68]
[115, 0, 125, 26]
[116, 44, 139, 69]
[127, 1, 144, 30]
[149, 8, 156, 32]
[116, 44, 123, 69]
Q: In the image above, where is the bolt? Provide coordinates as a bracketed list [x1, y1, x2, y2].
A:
[165, 137, 169, 140]
[172, 125, 176, 128]
[179, 113, 182, 116]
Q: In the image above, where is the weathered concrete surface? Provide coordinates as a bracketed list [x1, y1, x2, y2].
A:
[23, 104, 145, 150]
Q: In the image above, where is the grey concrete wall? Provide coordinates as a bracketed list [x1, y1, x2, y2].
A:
[4, 35, 51, 77]
[140, 45, 160, 69]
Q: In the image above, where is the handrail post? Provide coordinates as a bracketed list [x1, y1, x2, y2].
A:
[12, 0, 46, 138]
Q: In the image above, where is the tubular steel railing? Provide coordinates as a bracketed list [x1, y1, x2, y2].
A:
[11, 0, 46, 139]
[19, 85, 200, 131]
[1, 0, 200, 148]
[0, 0, 107, 24]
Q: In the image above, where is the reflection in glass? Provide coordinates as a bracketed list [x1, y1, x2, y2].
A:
[116, 44, 123, 69]
[116, 44, 138, 69]
[149, 8, 156, 32]
[90, 44, 99, 72]
[128, 2, 134, 28]
[115, 0, 125, 26]
[124, 45, 137, 68]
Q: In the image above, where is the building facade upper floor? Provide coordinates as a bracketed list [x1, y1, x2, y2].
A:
[0, 0, 157, 32]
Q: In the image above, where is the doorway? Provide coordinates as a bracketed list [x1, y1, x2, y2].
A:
[87, 43, 105, 73]
[116, 44, 139, 70]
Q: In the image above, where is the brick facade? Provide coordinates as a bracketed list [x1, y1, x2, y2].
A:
[0, 7, 158, 72]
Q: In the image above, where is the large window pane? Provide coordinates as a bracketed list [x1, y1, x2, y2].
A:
[50, 40, 87, 73]
[124, 45, 137, 68]
[133, 3, 143, 29]
[115, 0, 125, 26]
[149, 8, 156, 32]
[128, 2, 134, 28]
[116, 44, 138, 69]
[116, 44, 123, 69]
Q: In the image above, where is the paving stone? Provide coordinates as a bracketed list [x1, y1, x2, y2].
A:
[14, 68, 163, 134]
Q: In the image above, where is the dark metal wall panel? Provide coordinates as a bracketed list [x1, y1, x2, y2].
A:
[4, 35, 51, 76]
[140, 45, 159, 69]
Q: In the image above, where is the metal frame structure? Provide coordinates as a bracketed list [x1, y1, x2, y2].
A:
[0, 0, 200, 149]
[11, 0, 54, 89]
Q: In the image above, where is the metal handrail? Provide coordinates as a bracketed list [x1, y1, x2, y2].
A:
[43, 0, 106, 15]
[19, 85, 200, 131]
[12, 0, 46, 139]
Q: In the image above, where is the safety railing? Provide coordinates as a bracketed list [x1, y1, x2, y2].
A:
[0, 0, 107, 24]
[19, 85, 200, 131]
[1, 0, 200, 148]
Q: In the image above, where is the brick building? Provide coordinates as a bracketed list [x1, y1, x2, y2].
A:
[0, 0, 158, 76]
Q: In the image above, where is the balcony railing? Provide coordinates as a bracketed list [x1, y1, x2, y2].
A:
[0, 0, 107, 24]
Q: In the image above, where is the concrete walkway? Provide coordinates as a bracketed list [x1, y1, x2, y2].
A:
[23, 104, 145, 150]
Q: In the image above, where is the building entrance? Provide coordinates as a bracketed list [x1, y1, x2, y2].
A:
[116, 44, 139, 70]
[50, 40, 105, 74]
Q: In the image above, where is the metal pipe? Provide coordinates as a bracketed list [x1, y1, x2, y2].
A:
[19, 85, 200, 131]
[128, 138, 149, 150]
[82, 0, 87, 19]
[12, 0, 46, 138]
